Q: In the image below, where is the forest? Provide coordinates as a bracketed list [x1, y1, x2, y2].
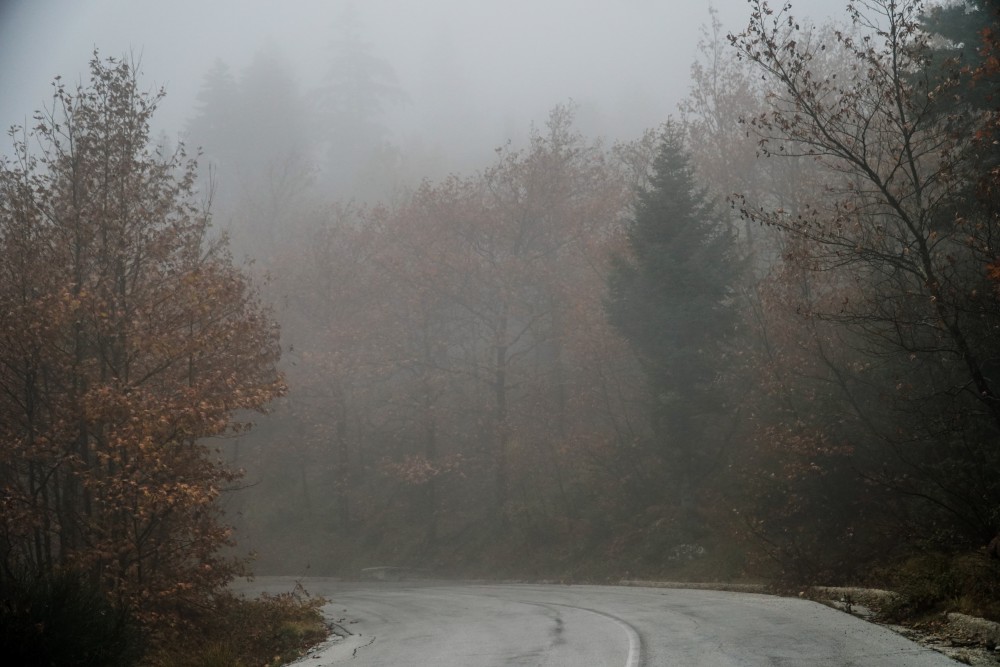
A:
[2, 0, 1000, 663]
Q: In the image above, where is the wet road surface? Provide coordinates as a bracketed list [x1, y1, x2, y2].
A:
[239, 578, 959, 666]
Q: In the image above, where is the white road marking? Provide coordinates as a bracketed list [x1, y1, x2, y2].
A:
[543, 601, 642, 667]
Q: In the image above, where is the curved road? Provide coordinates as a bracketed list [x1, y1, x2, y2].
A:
[241, 578, 958, 666]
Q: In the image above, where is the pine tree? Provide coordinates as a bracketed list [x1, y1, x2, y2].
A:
[920, 0, 1000, 111]
[606, 122, 741, 517]
[186, 58, 240, 172]
[318, 4, 407, 197]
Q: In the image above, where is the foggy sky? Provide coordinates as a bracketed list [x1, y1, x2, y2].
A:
[0, 0, 839, 158]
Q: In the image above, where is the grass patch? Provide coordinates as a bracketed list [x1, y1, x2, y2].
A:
[146, 584, 328, 667]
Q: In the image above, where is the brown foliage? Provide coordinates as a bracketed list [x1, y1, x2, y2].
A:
[0, 53, 284, 634]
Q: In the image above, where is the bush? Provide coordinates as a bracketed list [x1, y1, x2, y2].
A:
[881, 551, 1000, 621]
[148, 585, 328, 667]
[0, 570, 143, 667]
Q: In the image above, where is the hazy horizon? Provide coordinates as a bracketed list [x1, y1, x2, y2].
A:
[0, 0, 839, 158]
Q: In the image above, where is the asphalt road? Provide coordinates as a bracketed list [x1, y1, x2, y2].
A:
[240, 578, 959, 666]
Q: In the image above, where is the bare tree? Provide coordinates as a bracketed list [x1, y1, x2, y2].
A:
[729, 0, 1000, 543]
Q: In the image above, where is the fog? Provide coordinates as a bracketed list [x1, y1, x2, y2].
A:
[1, 0, 835, 162]
[4, 0, 998, 640]
[1, 0, 875, 581]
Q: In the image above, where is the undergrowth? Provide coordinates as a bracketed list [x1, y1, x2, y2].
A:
[146, 584, 328, 667]
[873, 551, 1000, 623]
[0, 570, 143, 667]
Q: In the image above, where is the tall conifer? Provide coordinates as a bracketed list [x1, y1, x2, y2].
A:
[606, 122, 741, 515]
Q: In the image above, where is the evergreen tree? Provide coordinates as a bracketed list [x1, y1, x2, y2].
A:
[187, 50, 316, 257]
[186, 58, 240, 173]
[606, 122, 741, 518]
[318, 3, 407, 198]
[919, 0, 1000, 201]
[920, 0, 1000, 111]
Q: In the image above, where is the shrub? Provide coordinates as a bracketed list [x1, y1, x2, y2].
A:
[147, 585, 328, 667]
[881, 551, 1000, 621]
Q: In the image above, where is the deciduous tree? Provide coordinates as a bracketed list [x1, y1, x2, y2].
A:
[730, 0, 1000, 549]
[0, 53, 284, 631]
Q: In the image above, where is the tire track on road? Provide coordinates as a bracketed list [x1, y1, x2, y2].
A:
[520, 600, 642, 667]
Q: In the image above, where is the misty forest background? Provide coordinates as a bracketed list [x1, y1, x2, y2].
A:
[203, 0, 1000, 586]
[5, 0, 1000, 641]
